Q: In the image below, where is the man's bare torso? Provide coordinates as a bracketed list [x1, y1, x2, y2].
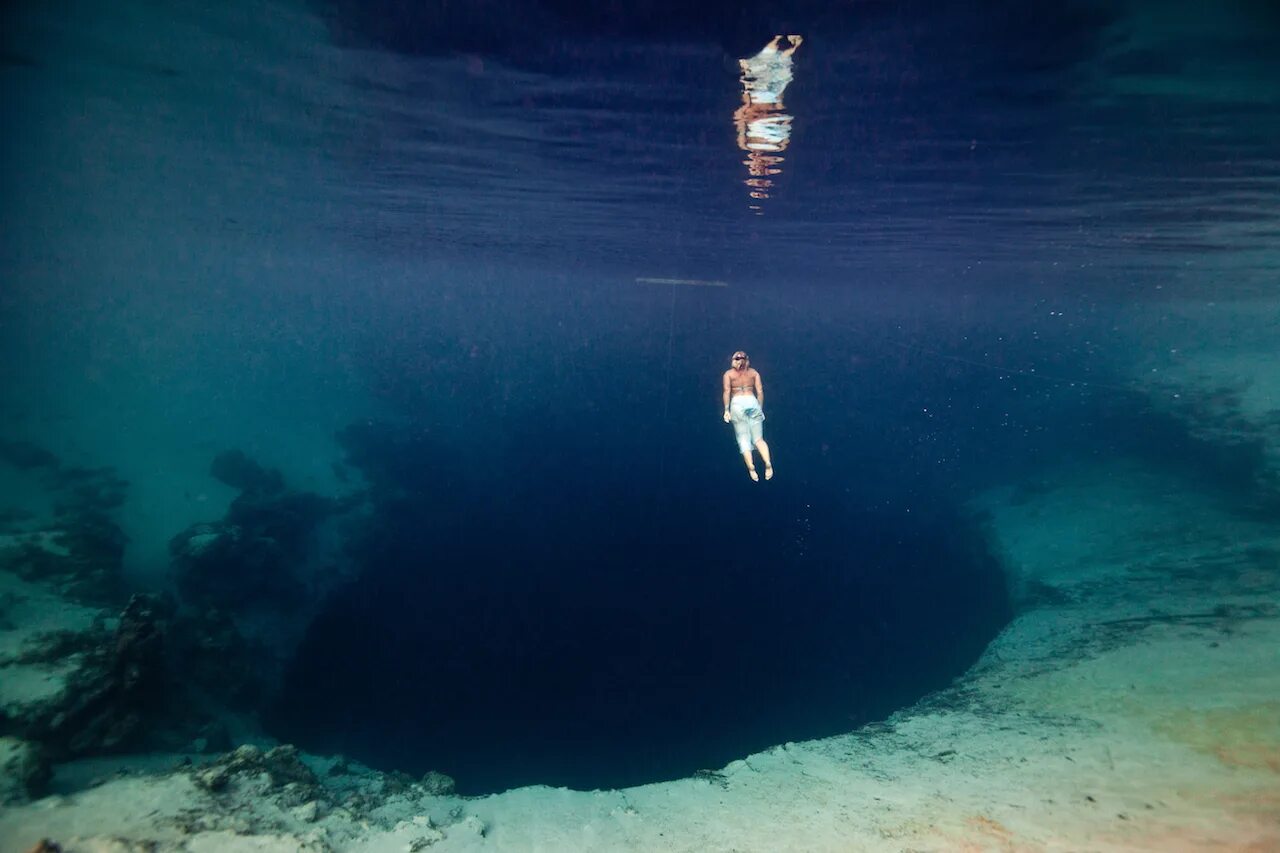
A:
[725, 367, 759, 397]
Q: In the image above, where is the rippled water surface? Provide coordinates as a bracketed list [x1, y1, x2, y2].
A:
[7, 1, 1279, 289]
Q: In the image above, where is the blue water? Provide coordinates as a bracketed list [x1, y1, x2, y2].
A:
[2, 0, 1278, 796]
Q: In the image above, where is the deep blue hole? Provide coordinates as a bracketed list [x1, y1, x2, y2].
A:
[269, 415, 1011, 794]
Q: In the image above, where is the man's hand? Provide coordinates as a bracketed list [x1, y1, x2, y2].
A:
[723, 409, 731, 423]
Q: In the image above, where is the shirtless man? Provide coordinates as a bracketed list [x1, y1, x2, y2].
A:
[722, 351, 774, 481]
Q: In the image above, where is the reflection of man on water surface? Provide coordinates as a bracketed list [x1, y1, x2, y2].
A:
[734, 35, 802, 209]
[722, 351, 773, 481]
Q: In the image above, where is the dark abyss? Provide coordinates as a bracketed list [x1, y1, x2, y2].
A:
[267, 292, 1018, 793]
[259, 263, 1279, 794]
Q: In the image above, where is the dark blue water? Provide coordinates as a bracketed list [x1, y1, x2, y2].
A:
[311, 0, 1280, 283]
[264, 281, 1247, 793]
[266, 286, 1026, 792]
[4, 0, 1279, 797]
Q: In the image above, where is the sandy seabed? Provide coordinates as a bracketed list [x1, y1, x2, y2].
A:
[3, 456, 1275, 852]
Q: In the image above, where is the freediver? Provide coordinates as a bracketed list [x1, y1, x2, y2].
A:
[722, 351, 773, 481]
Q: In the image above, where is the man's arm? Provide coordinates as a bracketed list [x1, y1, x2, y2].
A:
[754, 371, 764, 409]
[722, 372, 732, 421]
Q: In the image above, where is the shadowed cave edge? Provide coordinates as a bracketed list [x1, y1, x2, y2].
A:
[267, 419, 1013, 795]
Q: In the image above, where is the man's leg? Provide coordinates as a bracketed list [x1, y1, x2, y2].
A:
[755, 439, 773, 479]
[732, 410, 758, 480]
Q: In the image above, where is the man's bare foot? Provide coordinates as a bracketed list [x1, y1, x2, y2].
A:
[749, 468, 760, 482]
[764, 464, 774, 480]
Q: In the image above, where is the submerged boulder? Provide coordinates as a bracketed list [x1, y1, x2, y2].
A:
[167, 605, 274, 710]
[0, 735, 50, 803]
[194, 744, 323, 800]
[1, 514, 125, 603]
[170, 521, 295, 611]
[172, 452, 335, 614]
[0, 439, 59, 470]
[210, 449, 285, 495]
[13, 594, 175, 760]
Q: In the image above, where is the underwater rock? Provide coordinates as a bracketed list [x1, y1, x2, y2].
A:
[0, 439, 59, 470]
[419, 770, 457, 796]
[55, 513, 127, 602]
[0, 741, 467, 851]
[0, 451, 129, 604]
[171, 464, 334, 613]
[15, 594, 173, 760]
[113, 594, 168, 685]
[193, 744, 323, 798]
[168, 606, 273, 709]
[210, 449, 286, 495]
[0, 571, 112, 751]
[0, 735, 50, 803]
[170, 522, 296, 611]
[164, 453, 353, 743]
[291, 799, 321, 823]
[0, 515, 125, 604]
[7, 623, 106, 665]
[226, 489, 335, 554]
[62, 594, 169, 756]
[1, 575, 260, 768]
